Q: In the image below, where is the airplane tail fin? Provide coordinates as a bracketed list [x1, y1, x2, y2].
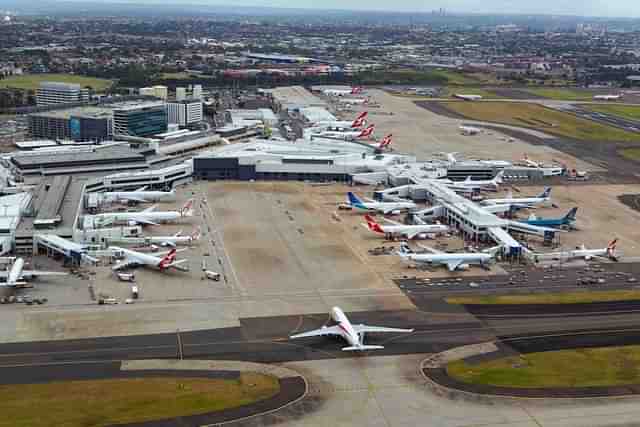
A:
[540, 187, 552, 198]
[347, 192, 363, 206]
[378, 134, 392, 150]
[191, 227, 202, 241]
[159, 248, 177, 269]
[342, 345, 384, 351]
[180, 199, 194, 216]
[494, 170, 504, 184]
[359, 124, 375, 138]
[565, 207, 578, 221]
[398, 241, 412, 255]
[607, 238, 618, 257]
[364, 214, 383, 233]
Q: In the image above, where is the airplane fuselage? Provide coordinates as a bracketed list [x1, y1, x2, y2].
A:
[376, 224, 449, 237]
[92, 211, 183, 225]
[353, 202, 416, 214]
[104, 190, 176, 203]
[401, 252, 491, 269]
[331, 307, 360, 347]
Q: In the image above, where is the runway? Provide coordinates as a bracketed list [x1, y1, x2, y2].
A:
[2, 306, 640, 369]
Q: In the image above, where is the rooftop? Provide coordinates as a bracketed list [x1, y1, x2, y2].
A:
[30, 105, 114, 120]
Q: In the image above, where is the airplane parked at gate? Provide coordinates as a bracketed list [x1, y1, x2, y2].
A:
[397, 242, 502, 271]
[481, 187, 552, 208]
[441, 171, 504, 192]
[363, 214, 448, 240]
[0, 258, 67, 291]
[344, 192, 416, 215]
[338, 97, 370, 105]
[289, 306, 413, 351]
[311, 124, 375, 141]
[110, 228, 202, 248]
[315, 112, 368, 130]
[90, 199, 194, 227]
[102, 187, 176, 204]
[111, 247, 189, 272]
[373, 134, 393, 150]
[519, 208, 578, 229]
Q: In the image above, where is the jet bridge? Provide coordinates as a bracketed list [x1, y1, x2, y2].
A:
[488, 226, 522, 257]
[34, 234, 97, 266]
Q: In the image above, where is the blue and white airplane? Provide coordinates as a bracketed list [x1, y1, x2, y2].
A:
[519, 207, 578, 229]
[345, 192, 416, 215]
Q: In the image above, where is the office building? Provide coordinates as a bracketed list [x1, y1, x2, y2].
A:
[113, 102, 167, 137]
[167, 100, 203, 128]
[36, 82, 89, 106]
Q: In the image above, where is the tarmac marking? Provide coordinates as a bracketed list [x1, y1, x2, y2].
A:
[4, 323, 640, 363]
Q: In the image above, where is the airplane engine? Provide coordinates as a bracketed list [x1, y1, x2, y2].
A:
[459, 263, 470, 270]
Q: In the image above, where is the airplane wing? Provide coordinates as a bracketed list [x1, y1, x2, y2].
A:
[353, 325, 414, 334]
[416, 243, 443, 254]
[141, 205, 157, 213]
[112, 260, 139, 271]
[412, 216, 426, 225]
[381, 207, 399, 215]
[156, 248, 188, 257]
[165, 259, 189, 272]
[290, 325, 342, 339]
[135, 186, 148, 192]
[19, 270, 68, 279]
[405, 230, 425, 240]
[121, 196, 147, 203]
[381, 217, 402, 225]
[129, 217, 160, 226]
[446, 259, 464, 271]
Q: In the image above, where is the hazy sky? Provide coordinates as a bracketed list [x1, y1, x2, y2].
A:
[112, 0, 640, 18]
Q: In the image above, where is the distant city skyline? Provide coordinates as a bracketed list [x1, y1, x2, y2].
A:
[79, 0, 640, 19]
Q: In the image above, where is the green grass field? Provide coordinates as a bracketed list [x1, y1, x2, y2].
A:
[523, 88, 593, 101]
[0, 373, 280, 427]
[0, 74, 113, 91]
[440, 101, 638, 142]
[447, 345, 640, 388]
[446, 290, 640, 305]
[160, 72, 194, 80]
[619, 147, 640, 161]
[587, 104, 640, 121]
